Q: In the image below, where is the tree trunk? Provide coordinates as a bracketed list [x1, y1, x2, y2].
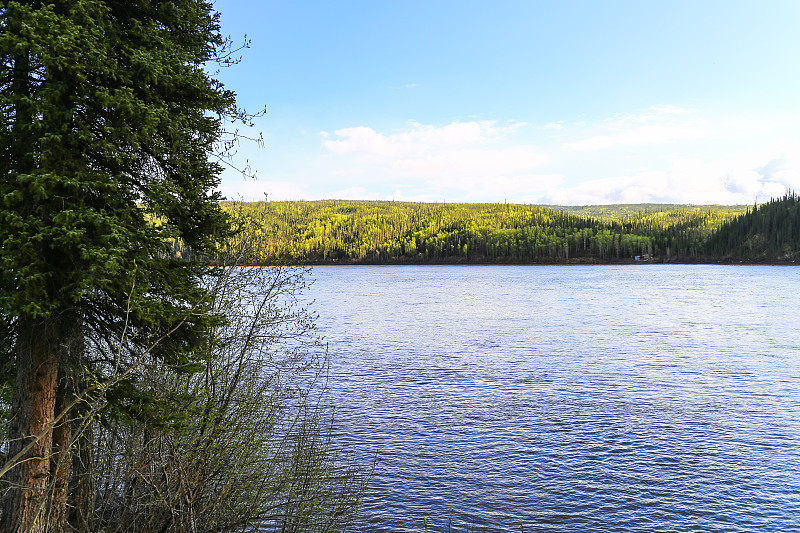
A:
[65, 320, 94, 532]
[50, 320, 84, 531]
[49, 396, 71, 530]
[1, 321, 59, 533]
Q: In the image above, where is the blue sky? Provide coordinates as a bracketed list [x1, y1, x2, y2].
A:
[212, 0, 800, 205]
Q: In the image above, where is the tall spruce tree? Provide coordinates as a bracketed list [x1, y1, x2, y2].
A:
[0, 1, 238, 530]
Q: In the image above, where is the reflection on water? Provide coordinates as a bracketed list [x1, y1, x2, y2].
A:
[306, 265, 800, 532]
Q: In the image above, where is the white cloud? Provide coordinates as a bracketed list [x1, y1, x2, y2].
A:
[544, 145, 800, 205]
[318, 187, 383, 200]
[605, 105, 696, 125]
[564, 106, 711, 152]
[565, 124, 711, 152]
[540, 107, 800, 204]
[321, 120, 509, 156]
[318, 120, 549, 199]
[219, 106, 800, 205]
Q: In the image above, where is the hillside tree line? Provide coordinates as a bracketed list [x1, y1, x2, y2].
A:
[215, 200, 781, 264]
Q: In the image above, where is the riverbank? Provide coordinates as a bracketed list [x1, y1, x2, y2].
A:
[247, 256, 799, 267]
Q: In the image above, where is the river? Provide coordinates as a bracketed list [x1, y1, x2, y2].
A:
[305, 265, 800, 532]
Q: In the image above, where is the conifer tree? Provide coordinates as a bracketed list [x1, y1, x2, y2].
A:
[0, 1, 238, 530]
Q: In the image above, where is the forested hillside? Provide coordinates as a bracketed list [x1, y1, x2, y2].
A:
[706, 193, 800, 260]
[217, 200, 768, 264]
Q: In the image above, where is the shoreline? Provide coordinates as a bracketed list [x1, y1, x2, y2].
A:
[247, 258, 799, 268]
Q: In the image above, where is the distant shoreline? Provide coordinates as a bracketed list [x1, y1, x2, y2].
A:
[250, 258, 799, 268]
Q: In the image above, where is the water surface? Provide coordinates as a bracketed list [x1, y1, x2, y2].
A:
[307, 265, 800, 532]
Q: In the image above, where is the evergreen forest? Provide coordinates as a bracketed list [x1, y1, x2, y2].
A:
[1, 2, 366, 532]
[217, 194, 800, 265]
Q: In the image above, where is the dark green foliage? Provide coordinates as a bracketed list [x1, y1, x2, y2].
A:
[706, 193, 800, 260]
[0, 0, 232, 333]
[0, 1, 238, 529]
[220, 200, 750, 264]
[0, 0, 236, 395]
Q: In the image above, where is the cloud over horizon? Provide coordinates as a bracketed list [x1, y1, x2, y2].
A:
[217, 106, 800, 206]
[317, 120, 552, 201]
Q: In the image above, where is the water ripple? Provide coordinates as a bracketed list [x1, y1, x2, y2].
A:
[308, 265, 800, 532]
